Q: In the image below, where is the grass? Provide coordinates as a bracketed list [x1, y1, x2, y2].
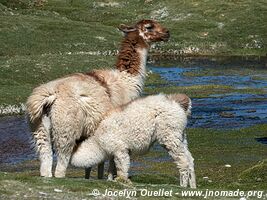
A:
[144, 84, 266, 98]
[1, 0, 266, 56]
[0, 124, 266, 199]
[0, 0, 266, 107]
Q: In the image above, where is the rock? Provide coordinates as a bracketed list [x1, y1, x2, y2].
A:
[225, 164, 231, 168]
[54, 188, 62, 193]
[256, 177, 262, 182]
[39, 192, 47, 196]
[248, 116, 260, 120]
[219, 112, 235, 118]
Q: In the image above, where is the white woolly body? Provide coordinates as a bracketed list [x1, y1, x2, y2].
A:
[71, 94, 196, 188]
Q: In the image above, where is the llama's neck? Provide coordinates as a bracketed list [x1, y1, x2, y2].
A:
[71, 138, 106, 168]
[90, 33, 149, 106]
[107, 33, 149, 104]
[116, 32, 149, 76]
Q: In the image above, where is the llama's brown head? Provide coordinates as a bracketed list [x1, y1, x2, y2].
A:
[119, 19, 170, 43]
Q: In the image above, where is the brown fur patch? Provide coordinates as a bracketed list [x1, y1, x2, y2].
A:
[116, 20, 169, 75]
[84, 71, 111, 98]
[116, 31, 148, 75]
[166, 94, 191, 112]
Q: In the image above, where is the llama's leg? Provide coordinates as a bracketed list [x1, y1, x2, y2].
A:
[113, 151, 130, 183]
[85, 167, 92, 179]
[85, 164, 106, 179]
[108, 157, 117, 181]
[54, 136, 76, 178]
[157, 131, 195, 188]
[31, 117, 53, 177]
[183, 136, 196, 188]
[98, 162, 105, 179]
[186, 150, 196, 188]
[52, 105, 84, 178]
[55, 150, 72, 178]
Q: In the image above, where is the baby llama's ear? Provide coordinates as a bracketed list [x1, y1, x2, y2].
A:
[118, 24, 136, 33]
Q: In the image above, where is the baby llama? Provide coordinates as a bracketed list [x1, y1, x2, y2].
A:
[26, 19, 170, 178]
[71, 93, 196, 188]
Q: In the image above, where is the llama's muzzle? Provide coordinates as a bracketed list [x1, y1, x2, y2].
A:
[161, 30, 170, 41]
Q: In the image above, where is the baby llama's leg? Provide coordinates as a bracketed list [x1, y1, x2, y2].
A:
[185, 149, 196, 188]
[113, 150, 131, 183]
[183, 135, 196, 188]
[157, 129, 196, 188]
[84, 163, 105, 179]
[98, 162, 105, 179]
[31, 116, 53, 177]
[107, 157, 117, 181]
[85, 167, 92, 179]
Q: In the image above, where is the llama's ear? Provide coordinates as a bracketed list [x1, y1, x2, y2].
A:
[118, 24, 136, 33]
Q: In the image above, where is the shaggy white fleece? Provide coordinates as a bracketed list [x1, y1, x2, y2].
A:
[71, 94, 196, 188]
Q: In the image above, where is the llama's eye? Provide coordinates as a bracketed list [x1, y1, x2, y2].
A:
[145, 24, 154, 32]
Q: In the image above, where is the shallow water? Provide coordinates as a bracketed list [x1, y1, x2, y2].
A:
[149, 57, 267, 129]
[0, 116, 35, 164]
[0, 57, 266, 165]
[151, 67, 267, 89]
[190, 93, 267, 129]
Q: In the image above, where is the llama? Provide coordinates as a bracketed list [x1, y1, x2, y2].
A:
[71, 93, 196, 188]
[26, 19, 170, 178]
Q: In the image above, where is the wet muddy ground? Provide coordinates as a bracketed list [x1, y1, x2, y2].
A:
[0, 57, 266, 166]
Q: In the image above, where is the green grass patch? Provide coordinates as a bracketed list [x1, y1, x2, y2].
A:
[0, 0, 266, 57]
[239, 159, 267, 183]
[145, 72, 168, 86]
[144, 84, 265, 98]
[0, 125, 266, 199]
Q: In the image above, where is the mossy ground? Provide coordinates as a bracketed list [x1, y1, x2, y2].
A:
[144, 84, 266, 98]
[0, 125, 266, 199]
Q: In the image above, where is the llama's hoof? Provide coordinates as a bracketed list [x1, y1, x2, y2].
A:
[40, 171, 52, 178]
[40, 174, 52, 178]
[55, 175, 65, 178]
[114, 176, 132, 185]
[54, 172, 66, 178]
[107, 174, 114, 181]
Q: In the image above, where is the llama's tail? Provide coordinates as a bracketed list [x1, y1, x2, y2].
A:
[166, 94, 192, 116]
[26, 85, 56, 122]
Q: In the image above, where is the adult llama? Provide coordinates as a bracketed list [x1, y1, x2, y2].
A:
[26, 19, 170, 178]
